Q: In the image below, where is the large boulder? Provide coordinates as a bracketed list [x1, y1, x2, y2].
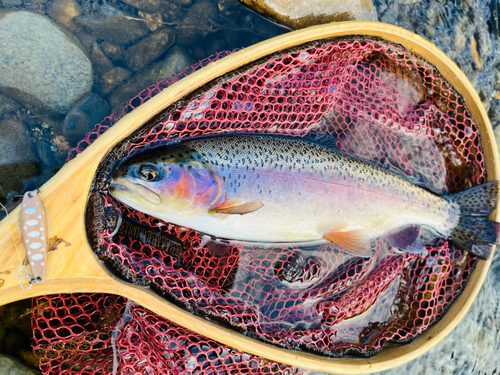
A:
[239, 0, 378, 30]
[0, 11, 93, 114]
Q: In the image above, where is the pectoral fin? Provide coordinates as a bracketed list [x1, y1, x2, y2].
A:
[209, 199, 263, 215]
[323, 229, 372, 257]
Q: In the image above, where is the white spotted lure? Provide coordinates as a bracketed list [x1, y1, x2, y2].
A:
[19, 190, 47, 288]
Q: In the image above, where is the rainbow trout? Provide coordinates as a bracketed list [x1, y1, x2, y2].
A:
[109, 135, 499, 259]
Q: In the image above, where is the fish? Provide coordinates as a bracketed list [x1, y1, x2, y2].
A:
[109, 135, 500, 259]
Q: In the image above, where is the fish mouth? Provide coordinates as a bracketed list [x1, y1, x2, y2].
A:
[109, 179, 161, 205]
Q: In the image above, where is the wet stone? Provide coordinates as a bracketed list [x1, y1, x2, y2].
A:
[48, 0, 82, 32]
[0, 93, 20, 121]
[160, 0, 186, 23]
[239, 0, 378, 30]
[138, 10, 163, 32]
[100, 67, 132, 95]
[125, 27, 176, 72]
[63, 93, 111, 146]
[77, 4, 149, 45]
[121, 0, 160, 13]
[109, 46, 195, 108]
[90, 41, 114, 70]
[0, 0, 23, 7]
[100, 40, 123, 61]
[0, 118, 39, 200]
[0, 354, 38, 375]
[177, 0, 218, 46]
[172, 0, 192, 6]
[0, 11, 93, 114]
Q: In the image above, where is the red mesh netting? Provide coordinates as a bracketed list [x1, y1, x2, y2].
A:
[32, 294, 304, 374]
[33, 36, 485, 371]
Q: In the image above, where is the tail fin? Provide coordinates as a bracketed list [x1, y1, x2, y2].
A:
[447, 181, 500, 259]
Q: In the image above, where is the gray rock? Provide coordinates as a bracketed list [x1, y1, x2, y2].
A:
[0, 11, 93, 114]
[160, 0, 185, 23]
[0, 117, 39, 199]
[0, 354, 38, 375]
[177, 0, 218, 45]
[125, 27, 176, 71]
[203, 34, 226, 57]
[100, 41, 124, 61]
[77, 4, 149, 45]
[1, 0, 22, 7]
[172, 0, 192, 5]
[239, 0, 377, 30]
[0, 93, 19, 121]
[109, 46, 195, 108]
[63, 93, 111, 145]
[100, 67, 132, 95]
[48, 0, 82, 32]
[138, 10, 163, 32]
[90, 41, 113, 70]
[121, 0, 161, 13]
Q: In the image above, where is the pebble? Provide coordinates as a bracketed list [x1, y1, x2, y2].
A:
[100, 41, 123, 61]
[63, 93, 111, 146]
[90, 41, 114, 70]
[160, 0, 185, 23]
[100, 67, 132, 95]
[121, 0, 160, 13]
[239, 0, 378, 30]
[125, 27, 176, 71]
[109, 46, 195, 108]
[48, 0, 82, 32]
[0, 11, 93, 114]
[138, 10, 163, 32]
[0, 118, 39, 198]
[177, 0, 218, 46]
[0, 354, 38, 375]
[0, 93, 20, 121]
[76, 4, 149, 45]
[0, 0, 22, 7]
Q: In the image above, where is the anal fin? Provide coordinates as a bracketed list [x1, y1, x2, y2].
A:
[385, 225, 424, 254]
[209, 199, 263, 215]
[323, 229, 372, 257]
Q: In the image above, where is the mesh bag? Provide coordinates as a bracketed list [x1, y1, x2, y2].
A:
[33, 36, 486, 371]
[32, 294, 303, 374]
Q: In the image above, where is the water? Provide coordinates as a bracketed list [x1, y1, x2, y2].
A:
[1, 0, 500, 373]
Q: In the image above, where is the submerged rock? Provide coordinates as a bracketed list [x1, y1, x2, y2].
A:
[109, 46, 195, 108]
[0, 11, 93, 114]
[0, 354, 38, 375]
[125, 27, 176, 71]
[63, 93, 111, 146]
[176, 0, 218, 45]
[48, 0, 82, 32]
[121, 0, 161, 13]
[239, 0, 377, 30]
[100, 41, 124, 61]
[100, 67, 132, 95]
[0, 118, 39, 199]
[77, 4, 149, 45]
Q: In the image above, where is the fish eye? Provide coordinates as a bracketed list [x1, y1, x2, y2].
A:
[139, 165, 160, 181]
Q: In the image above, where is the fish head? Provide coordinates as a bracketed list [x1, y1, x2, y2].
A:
[109, 146, 224, 219]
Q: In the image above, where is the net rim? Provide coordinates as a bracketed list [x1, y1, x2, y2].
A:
[43, 21, 500, 373]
